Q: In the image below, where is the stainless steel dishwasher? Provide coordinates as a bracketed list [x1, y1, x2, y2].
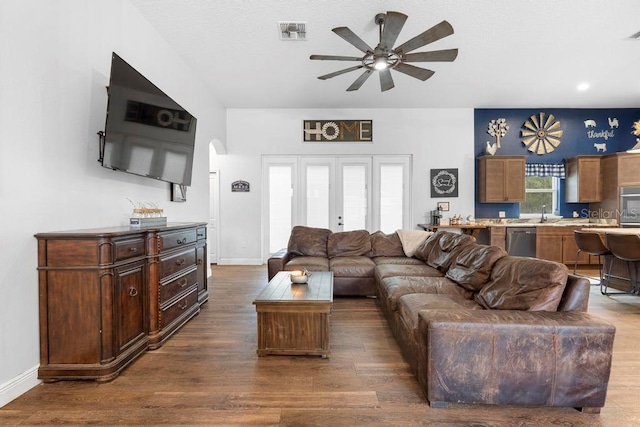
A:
[505, 227, 537, 257]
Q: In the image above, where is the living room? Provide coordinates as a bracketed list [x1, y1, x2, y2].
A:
[2, 1, 639, 425]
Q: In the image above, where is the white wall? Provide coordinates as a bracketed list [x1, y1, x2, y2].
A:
[0, 0, 225, 406]
[215, 108, 474, 264]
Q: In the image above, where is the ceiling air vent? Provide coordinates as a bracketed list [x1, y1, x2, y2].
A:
[278, 22, 307, 41]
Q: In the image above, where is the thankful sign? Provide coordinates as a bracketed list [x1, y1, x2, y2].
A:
[303, 120, 372, 142]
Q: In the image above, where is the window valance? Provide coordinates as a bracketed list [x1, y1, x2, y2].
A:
[525, 163, 565, 178]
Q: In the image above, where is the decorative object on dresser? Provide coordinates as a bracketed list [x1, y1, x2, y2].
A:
[35, 222, 208, 382]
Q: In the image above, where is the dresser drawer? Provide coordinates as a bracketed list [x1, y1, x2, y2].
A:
[160, 267, 197, 304]
[114, 237, 146, 261]
[196, 227, 206, 241]
[159, 248, 196, 279]
[160, 229, 197, 251]
[160, 287, 198, 328]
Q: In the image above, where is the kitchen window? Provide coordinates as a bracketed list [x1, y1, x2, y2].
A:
[520, 163, 564, 218]
[521, 176, 559, 215]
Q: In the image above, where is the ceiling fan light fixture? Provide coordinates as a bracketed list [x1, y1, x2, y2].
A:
[373, 55, 388, 70]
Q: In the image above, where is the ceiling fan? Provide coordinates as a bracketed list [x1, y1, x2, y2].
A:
[310, 11, 458, 92]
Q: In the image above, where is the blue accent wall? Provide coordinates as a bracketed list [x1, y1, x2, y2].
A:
[474, 108, 640, 218]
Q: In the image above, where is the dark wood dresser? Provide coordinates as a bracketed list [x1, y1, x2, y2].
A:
[35, 222, 208, 382]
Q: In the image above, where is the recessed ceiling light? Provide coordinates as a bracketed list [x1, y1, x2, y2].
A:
[577, 82, 590, 91]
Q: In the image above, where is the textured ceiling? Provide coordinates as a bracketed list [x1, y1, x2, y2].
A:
[130, 0, 640, 109]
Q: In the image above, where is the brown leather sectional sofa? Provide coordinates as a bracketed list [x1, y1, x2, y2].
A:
[267, 226, 616, 413]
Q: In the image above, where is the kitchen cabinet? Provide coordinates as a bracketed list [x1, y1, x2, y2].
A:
[477, 155, 526, 203]
[565, 155, 602, 202]
[536, 226, 591, 265]
[35, 222, 208, 382]
[591, 153, 640, 223]
[488, 226, 506, 250]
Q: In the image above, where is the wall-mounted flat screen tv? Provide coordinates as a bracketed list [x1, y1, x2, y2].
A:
[100, 52, 196, 186]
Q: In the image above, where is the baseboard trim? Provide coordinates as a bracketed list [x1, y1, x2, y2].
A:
[0, 365, 40, 408]
[217, 258, 264, 266]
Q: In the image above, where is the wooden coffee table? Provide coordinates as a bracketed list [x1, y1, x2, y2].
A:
[253, 271, 333, 358]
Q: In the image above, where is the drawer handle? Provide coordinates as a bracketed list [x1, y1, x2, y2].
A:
[129, 247, 138, 253]
[177, 237, 187, 245]
[179, 300, 188, 310]
[175, 258, 186, 266]
[178, 278, 188, 288]
[129, 287, 138, 297]
[197, 259, 203, 265]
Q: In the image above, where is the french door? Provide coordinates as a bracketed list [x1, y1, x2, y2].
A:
[301, 157, 371, 231]
[263, 155, 411, 257]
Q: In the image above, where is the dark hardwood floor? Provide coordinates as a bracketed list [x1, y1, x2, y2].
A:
[2, 265, 639, 426]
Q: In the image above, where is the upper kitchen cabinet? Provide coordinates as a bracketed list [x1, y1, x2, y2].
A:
[477, 155, 526, 203]
[565, 155, 602, 203]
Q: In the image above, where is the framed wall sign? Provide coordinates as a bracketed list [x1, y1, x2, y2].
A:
[231, 180, 250, 192]
[303, 120, 372, 142]
[437, 201, 450, 211]
[430, 169, 458, 198]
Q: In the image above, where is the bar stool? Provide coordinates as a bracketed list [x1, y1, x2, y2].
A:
[573, 231, 611, 288]
[603, 233, 640, 295]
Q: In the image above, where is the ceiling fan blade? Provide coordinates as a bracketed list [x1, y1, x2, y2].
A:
[379, 69, 395, 91]
[402, 48, 459, 62]
[332, 27, 373, 53]
[379, 11, 407, 50]
[394, 20, 454, 54]
[347, 70, 374, 91]
[318, 65, 363, 80]
[310, 54, 363, 62]
[393, 63, 435, 81]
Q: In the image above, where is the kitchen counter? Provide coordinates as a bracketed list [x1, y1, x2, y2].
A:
[482, 222, 616, 228]
[582, 227, 640, 235]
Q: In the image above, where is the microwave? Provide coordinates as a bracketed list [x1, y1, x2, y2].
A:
[619, 187, 640, 226]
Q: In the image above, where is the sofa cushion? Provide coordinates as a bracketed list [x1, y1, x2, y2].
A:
[474, 256, 569, 311]
[370, 231, 405, 257]
[329, 256, 376, 278]
[372, 256, 425, 266]
[378, 275, 473, 313]
[414, 231, 475, 272]
[398, 294, 482, 335]
[445, 244, 508, 291]
[327, 230, 372, 257]
[284, 256, 330, 272]
[287, 226, 332, 257]
[375, 263, 442, 281]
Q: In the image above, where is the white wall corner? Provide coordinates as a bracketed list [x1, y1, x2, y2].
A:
[0, 366, 40, 408]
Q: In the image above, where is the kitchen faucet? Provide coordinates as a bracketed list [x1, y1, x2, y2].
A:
[541, 204, 547, 223]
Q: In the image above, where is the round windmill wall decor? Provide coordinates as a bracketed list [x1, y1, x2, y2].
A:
[521, 112, 563, 155]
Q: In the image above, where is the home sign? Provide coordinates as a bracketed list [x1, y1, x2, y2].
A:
[303, 120, 372, 142]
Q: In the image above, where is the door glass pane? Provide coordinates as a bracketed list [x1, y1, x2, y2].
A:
[380, 164, 403, 233]
[269, 166, 292, 253]
[306, 165, 330, 228]
[342, 165, 366, 231]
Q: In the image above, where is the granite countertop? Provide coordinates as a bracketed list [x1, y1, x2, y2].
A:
[478, 220, 618, 228]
